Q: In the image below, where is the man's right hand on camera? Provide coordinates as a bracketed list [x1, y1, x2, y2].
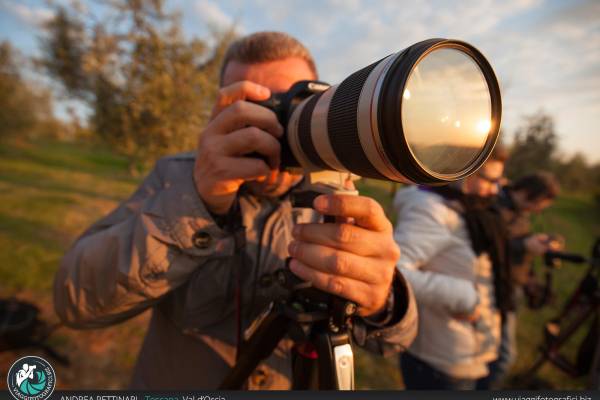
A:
[193, 81, 284, 215]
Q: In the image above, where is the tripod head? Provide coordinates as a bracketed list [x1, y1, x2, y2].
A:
[285, 170, 360, 331]
[220, 171, 361, 390]
[527, 240, 596, 309]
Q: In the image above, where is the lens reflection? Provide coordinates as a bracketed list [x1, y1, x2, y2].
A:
[401, 48, 492, 175]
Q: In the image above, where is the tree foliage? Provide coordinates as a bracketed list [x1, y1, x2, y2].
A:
[560, 152, 589, 192]
[0, 42, 58, 141]
[40, 0, 234, 169]
[505, 112, 558, 179]
[505, 111, 599, 196]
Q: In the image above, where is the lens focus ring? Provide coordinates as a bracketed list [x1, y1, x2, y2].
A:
[327, 61, 387, 180]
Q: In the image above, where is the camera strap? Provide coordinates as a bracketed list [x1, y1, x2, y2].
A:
[232, 224, 247, 361]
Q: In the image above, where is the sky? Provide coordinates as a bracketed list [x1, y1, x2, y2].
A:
[1, 0, 599, 162]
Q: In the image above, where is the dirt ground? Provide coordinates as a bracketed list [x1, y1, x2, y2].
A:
[1, 290, 150, 390]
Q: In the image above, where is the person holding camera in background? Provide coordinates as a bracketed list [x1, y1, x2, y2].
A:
[53, 31, 417, 390]
[477, 172, 561, 389]
[393, 145, 509, 390]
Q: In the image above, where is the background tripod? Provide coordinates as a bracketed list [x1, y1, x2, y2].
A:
[518, 238, 600, 388]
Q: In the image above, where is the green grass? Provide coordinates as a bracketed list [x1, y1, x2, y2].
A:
[1, 137, 598, 389]
[0, 138, 145, 390]
[508, 194, 600, 389]
[0, 138, 137, 293]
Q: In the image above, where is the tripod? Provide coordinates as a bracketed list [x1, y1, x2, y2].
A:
[219, 171, 360, 390]
[518, 239, 600, 388]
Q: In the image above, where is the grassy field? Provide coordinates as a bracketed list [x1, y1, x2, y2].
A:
[0, 138, 144, 389]
[1, 137, 598, 389]
[509, 193, 600, 389]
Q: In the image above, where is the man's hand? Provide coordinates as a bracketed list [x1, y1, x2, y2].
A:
[287, 194, 400, 317]
[193, 81, 284, 215]
[454, 305, 481, 323]
[524, 233, 562, 256]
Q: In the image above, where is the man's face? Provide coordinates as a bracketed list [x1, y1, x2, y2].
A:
[518, 195, 553, 214]
[221, 57, 316, 197]
[463, 160, 504, 198]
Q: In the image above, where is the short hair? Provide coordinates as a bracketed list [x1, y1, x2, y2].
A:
[511, 172, 560, 201]
[220, 31, 318, 85]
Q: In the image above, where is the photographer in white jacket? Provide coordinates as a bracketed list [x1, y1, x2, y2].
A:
[394, 146, 508, 389]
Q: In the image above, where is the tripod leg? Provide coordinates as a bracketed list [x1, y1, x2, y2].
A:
[519, 302, 597, 386]
[219, 308, 290, 389]
[517, 353, 547, 387]
[314, 331, 354, 390]
[590, 321, 600, 389]
[587, 307, 600, 389]
[292, 342, 319, 390]
[333, 342, 354, 390]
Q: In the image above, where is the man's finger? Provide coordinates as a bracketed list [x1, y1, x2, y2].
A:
[288, 259, 382, 316]
[221, 127, 281, 169]
[313, 194, 392, 232]
[213, 100, 284, 138]
[292, 222, 398, 258]
[260, 171, 303, 196]
[212, 80, 271, 118]
[219, 156, 271, 181]
[288, 240, 385, 284]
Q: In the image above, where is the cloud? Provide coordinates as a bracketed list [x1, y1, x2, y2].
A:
[232, 0, 553, 113]
[249, 0, 543, 82]
[193, 0, 235, 30]
[267, 0, 597, 160]
[1, 1, 53, 26]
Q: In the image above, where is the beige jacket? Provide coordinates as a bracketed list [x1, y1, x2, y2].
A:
[54, 152, 418, 389]
[393, 187, 500, 379]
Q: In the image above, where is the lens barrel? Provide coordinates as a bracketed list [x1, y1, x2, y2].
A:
[286, 38, 502, 184]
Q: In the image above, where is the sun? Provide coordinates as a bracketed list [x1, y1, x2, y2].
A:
[476, 119, 491, 135]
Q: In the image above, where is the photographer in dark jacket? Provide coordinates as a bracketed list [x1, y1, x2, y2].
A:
[477, 172, 561, 389]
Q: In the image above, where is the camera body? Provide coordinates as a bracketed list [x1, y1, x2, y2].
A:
[253, 80, 331, 170]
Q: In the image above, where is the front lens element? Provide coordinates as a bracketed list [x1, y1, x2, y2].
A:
[401, 47, 492, 175]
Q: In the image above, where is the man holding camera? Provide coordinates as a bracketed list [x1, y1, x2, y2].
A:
[54, 31, 417, 389]
[496, 172, 561, 283]
[477, 172, 561, 389]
